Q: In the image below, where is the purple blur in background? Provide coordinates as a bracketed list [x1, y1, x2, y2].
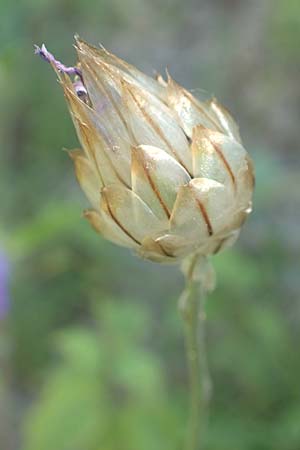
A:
[0, 251, 10, 320]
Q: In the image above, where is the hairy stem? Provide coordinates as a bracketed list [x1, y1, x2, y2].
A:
[179, 255, 212, 450]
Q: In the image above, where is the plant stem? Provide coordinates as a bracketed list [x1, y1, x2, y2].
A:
[179, 255, 212, 450]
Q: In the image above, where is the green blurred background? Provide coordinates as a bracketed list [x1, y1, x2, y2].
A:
[1, 0, 300, 449]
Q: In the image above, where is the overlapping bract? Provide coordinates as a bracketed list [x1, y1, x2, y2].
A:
[58, 38, 254, 263]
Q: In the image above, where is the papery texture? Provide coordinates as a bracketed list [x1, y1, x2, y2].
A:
[44, 38, 254, 263]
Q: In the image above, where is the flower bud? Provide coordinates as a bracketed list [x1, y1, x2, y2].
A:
[44, 38, 254, 263]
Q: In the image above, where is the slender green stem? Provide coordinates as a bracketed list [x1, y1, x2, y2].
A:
[179, 255, 212, 450]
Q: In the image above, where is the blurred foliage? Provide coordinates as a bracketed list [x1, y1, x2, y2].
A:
[1, 0, 300, 449]
[23, 302, 182, 450]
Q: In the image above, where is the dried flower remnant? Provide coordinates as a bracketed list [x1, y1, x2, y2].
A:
[35, 39, 254, 263]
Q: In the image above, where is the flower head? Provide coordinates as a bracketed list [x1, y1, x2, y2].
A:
[36, 38, 254, 263]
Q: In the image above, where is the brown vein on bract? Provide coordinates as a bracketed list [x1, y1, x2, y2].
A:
[77, 121, 105, 186]
[134, 151, 171, 219]
[127, 88, 191, 176]
[84, 62, 127, 129]
[64, 86, 130, 188]
[213, 237, 226, 254]
[210, 100, 241, 142]
[246, 155, 255, 189]
[156, 240, 173, 258]
[63, 90, 105, 187]
[102, 190, 141, 245]
[87, 62, 139, 146]
[79, 120, 130, 188]
[194, 197, 213, 236]
[211, 140, 236, 188]
[182, 88, 223, 133]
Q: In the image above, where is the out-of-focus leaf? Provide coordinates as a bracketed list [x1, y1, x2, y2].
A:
[22, 301, 181, 450]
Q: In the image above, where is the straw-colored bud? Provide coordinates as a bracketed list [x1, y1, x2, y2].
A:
[56, 38, 254, 263]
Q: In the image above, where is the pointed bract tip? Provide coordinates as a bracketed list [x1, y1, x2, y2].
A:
[74, 36, 90, 51]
